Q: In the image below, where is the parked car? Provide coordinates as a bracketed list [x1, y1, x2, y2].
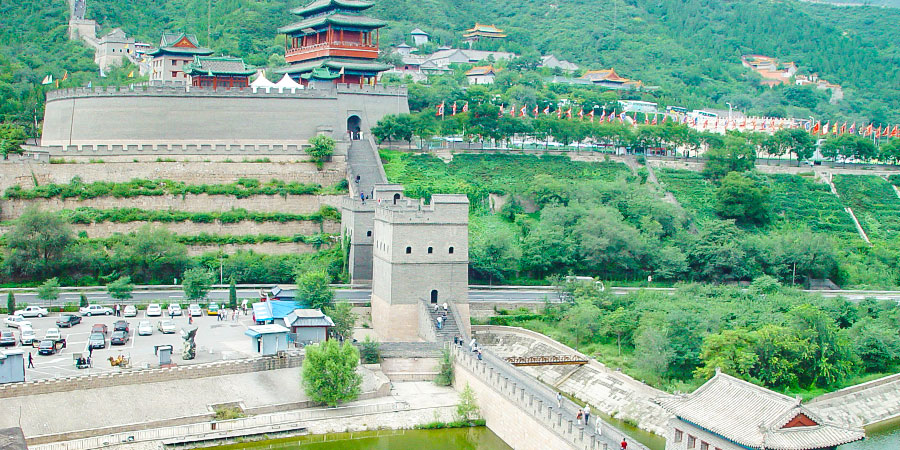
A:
[0, 331, 16, 347]
[19, 327, 36, 346]
[167, 304, 183, 317]
[56, 314, 82, 328]
[146, 304, 162, 317]
[14, 306, 49, 318]
[79, 305, 113, 316]
[188, 304, 202, 317]
[113, 320, 129, 333]
[88, 332, 106, 349]
[137, 320, 153, 336]
[39, 338, 66, 355]
[44, 328, 61, 341]
[123, 305, 137, 317]
[207, 303, 220, 316]
[157, 320, 176, 334]
[110, 330, 129, 345]
[4, 316, 32, 329]
[91, 323, 108, 336]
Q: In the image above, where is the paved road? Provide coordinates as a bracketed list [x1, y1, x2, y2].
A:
[10, 286, 900, 307]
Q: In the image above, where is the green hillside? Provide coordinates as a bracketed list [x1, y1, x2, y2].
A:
[2, 0, 900, 132]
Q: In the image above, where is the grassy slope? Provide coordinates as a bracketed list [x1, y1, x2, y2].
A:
[833, 174, 900, 240]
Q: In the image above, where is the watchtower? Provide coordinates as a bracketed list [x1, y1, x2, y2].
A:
[341, 184, 404, 283]
[370, 188, 470, 341]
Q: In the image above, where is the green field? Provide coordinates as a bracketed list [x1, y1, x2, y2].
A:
[654, 168, 718, 221]
[833, 175, 900, 240]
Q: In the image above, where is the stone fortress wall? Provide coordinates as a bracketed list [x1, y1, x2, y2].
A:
[40, 84, 409, 150]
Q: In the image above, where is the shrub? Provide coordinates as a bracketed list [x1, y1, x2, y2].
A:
[359, 336, 380, 363]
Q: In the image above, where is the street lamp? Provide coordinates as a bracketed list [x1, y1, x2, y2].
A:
[726, 102, 733, 123]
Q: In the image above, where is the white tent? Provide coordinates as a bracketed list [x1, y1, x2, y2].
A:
[274, 74, 303, 93]
[250, 71, 276, 93]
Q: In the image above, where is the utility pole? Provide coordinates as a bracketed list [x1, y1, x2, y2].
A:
[207, 0, 212, 47]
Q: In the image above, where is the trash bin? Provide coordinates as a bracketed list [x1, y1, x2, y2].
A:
[154, 345, 173, 365]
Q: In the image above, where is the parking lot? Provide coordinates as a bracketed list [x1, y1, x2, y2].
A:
[2, 309, 261, 381]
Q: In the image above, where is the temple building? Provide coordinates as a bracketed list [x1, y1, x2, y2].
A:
[463, 23, 507, 44]
[184, 56, 256, 89]
[278, 0, 391, 86]
[148, 32, 213, 84]
[656, 371, 865, 450]
[579, 68, 643, 90]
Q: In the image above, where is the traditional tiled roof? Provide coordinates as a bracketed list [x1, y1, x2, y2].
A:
[283, 309, 335, 328]
[278, 57, 392, 74]
[410, 28, 429, 36]
[184, 56, 255, 76]
[581, 68, 631, 83]
[465, 65, 499, 76]
[290, 0, 375, 16]
[464, 23, 506, 37]
[278, 13, 387, 35]
[147, 32, 213, 57]
[655, 372, 865, 450]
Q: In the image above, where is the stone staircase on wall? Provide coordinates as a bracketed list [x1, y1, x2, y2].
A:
[347, 138, 387, 197]
[426, 304, 461, 341]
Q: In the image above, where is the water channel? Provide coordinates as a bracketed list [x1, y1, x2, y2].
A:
[213, 427, 513, 449]
[838, 417, 900, 450]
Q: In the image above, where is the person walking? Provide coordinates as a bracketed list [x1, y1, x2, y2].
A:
[114, 304, 120, 317]
[621, 439, 628, 450]
[583, 406, 591, 427]
[188, 314, 193, 325]
[27, 352, 34, 368]
[595, 416, 603, 436]
[556, 392, 562, 408]
[576, 410, 583, 426]
[477, 350, 483, 361]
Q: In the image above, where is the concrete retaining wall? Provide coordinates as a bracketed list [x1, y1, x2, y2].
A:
[0, 220, 339, 239]
[0, 161, 345, 192]
[0, 351, 303, 399]
[185, 241, 324, 256]
[0, 194, 343, 221]
[807, 372, 900, 427]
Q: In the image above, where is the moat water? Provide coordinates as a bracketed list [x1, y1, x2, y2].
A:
[838, 417, 900, 450]
[213, 427, 513, 449]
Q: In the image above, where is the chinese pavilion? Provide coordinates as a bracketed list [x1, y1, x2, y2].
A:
[463, 23, 507, 44]
[147, 32, 213, 84]
[184, 56, 256, 89]
[277, 0, 391, 85]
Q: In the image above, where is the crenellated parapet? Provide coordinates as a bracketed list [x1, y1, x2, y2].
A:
[45, 82, 407, 102]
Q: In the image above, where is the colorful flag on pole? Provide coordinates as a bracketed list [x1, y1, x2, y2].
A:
[892, 125, 899, 138]
[589, 110, 595, 123]
[498, 105, 504, 118]
[864, 124, 873, 136]
[651, 114, 658, 125]
[462, 102, 469, 113]
[578, 108, 584, 119]
[607, 111, 614, 123]
[41, 74, 53, 85]
[849, 123, 856, 134]
[436, 101, 445, 117]
[543, 106, 550, 115]
[519, 105, 527, 117]
[127, 70, 134, 78]
[510, 104, 516, 117]
[451, 102, 457, 116]
[61, 71, 68, 81]
[533, 106, 539, 118]
[557, 107, 562, 119]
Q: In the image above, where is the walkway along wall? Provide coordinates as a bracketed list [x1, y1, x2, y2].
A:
[452, 345, 648, 450]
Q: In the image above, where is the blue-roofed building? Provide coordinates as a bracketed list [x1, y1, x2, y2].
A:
[252, 300, 303, 324]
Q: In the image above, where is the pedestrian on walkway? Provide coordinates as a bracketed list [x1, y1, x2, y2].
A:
[27, 352, 34, 368]
[442, 302, 448, 312]
[469, 338, 476, 350]
[360, 192, 365, 203]
[583, 406, 591, 427]
[595, 416, 602, 435]
[477, 350, 483, 361]
[433, 303, 440, 313]
[189, 314, 193, 325]
[114, 304, 120, 317]
[576, 410, 583, 426]
[436, 316, 443, 329]
[621, 439, 628, 450]
[557, 392, 562, 408]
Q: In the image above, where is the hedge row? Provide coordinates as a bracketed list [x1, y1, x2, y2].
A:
[55, 205, 341, 224]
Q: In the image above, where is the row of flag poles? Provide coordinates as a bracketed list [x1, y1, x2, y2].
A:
[434, 101, 900, 139]
[40, 69, 135, 88]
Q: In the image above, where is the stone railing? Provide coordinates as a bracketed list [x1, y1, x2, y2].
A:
[453, 345, 647, 450]
[46, 83, 406, 102]
[43, 142, 310, 156]
[0, 351, 303, 399]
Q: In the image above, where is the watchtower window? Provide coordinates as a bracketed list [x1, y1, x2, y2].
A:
[366, 230, 372, 237]
[448, 246, 454, 254]
[428, 247, 433, 254]
[393, 193, 401, 205]
[406, 246, 412, 254]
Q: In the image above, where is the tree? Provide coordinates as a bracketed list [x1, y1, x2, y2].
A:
[111, 225, 189, 284]
[359, 336, 380, 364]
[182, 268, 214, 301]
[563, 299, 602, 347]
[36, 277, 61, 310]
[0, 123, 26, 159]
[771, 128, 816, 163]
[296, 270, 334, 310]
[228, 278, 238, 310]
[302, 340, 362, 407]
[325, 302, 356, 339]
[849, 317, 900, 372]
[306, 134, 335, 169]
[715, 172, 771, 225]
[79, 293, 88, 308]
[6, 292, 14, 314]
[695, 329, 758, 379]
[5, 208, 74, 278]
[634, 319, 672, 383]
[600, 307, 637, 356]
[456, 384, 481, 422]
[107, 276, 134, 301]
[703, 135, 756, 179]
[789, 304, 857, 387]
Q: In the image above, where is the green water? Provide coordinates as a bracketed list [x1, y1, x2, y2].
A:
[213, 427, 513, 449]
[838, 417, 900, 450]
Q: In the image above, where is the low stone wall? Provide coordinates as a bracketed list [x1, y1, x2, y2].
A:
[185, 242, 323, 256]
[0, 194, 343, 221]
[473, 325, 671, 435]
[807, 372, 900, 426]
[469, 301, 545, 319]
[0, 161, 346, 192]
[0, 220, 339, 239]
[0, 351, 302, 399]
[379, 358, 440, 382]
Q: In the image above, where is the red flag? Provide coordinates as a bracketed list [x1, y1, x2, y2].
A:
[840, 123, 847, 134]
[566, 108, 573, 119]
[589, 110, 595, 123]
[892, 125, 899, 137]
[661, 114, 668, 124]
[543, 106, 550, 115]
[510, 104, 516, 117]
[519, 105, 527, 117]
[462, 102, 469, 113]
[61, 70, 68, 81]
[811, 121, 820, 134]
[864, 124, 873, 136]
[557, 107, 562, 119]
[498, 105, 505, 117]
[436, 101, 445, 117]
[578, 108, 584, 119]
[644, 114, 650, 125]
[651, 114, 658, 125]
[849, 122, 856, 134]
[533, 106, 539, 118]
[607, 110, 614, 123]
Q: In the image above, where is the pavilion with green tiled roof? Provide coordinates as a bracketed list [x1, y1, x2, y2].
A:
[147, 32, 213, 57]
[148, 32, 214, 84]
[279, 0, 389, 86]
[184, 56, 256, 89]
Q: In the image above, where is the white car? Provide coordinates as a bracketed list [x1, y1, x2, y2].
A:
[79, 305, 113, 316]
[123, 305, 137, 317]
[14, 306, 49, 318]
[157, 320, 176, 334]
[4, 316, 32, 329]
[167, 304, 183, 317]
[44, 328, 61, 341]
[146, 304, 162, 317]
[137, 320, 153, 336]
[188, 304, 202, 317]
[19, 326, 36, 345]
